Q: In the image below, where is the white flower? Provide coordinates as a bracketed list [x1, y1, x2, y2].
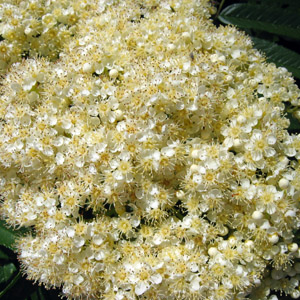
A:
[245, 129, 276, 161]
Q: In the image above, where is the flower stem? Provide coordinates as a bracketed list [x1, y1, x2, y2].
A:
[216, 0, 226, 18]
[0, 271, 21, 298]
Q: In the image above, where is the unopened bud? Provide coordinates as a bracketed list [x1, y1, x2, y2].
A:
[252, 211, 263, 220]
[268, 233, 279, 244]
[176, 190, 185, 199]
[279, 178, 289, 189]
[109, 68, 119, 78]
[288, 243, 298, 253]
[208, 247, 218, 256]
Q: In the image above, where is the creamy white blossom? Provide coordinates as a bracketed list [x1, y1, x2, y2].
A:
[0, 0, 300, 299]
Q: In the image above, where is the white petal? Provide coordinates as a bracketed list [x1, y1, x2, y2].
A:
[66, 227, 75, 237]
[23, 78, 36, 91]
[150, 274, 162, 284]
[36, 196, 44, 207]
[264, 147, 276, 157]
[95, 250, 106, 261]
[192, 174, 202, 184]
[267, 135, 276, 145]
[53, 254, 65, 265]
[231, 49, 241, 59]
[56, 153, 64, 165]
[93, 234, 104, 246]
[284, 147, 296, 157]
[161, 147, 175, 157]
[74, 236, 85, 248]
[113, 170, 124, 181]
[252, 130, 262, 140]
[135, 282, 148, 296]
[190, 278, 200, 291]
[205, 158, 219, 170]
[74, 275, 84, 285]
[252, 150, 262, 161]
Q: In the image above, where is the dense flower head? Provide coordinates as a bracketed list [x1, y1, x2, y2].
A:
[0, 0, 300, 299]
[0, 0, 98, 72]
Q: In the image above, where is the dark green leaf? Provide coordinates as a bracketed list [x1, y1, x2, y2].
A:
[248, 0, 300, 10]
[0, 271, 21, 299]
[0, 220, 31, 251]
[29, 290, 40, 300]
[27, 287, 47, 300]
[0, 220, 18, 251]
[37, 287, 46, 300]
[0, 250, 10, 260]
[251, 37, 300, 79]
[287, 112, 300, 132]
[218, 3, 300, 40]
[0, 263, 17, 284]
[24, 286, 61, 300]
[30, 291, 40, 300]
[0, 246, 13, 260]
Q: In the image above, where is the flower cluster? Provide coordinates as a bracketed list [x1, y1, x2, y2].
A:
[1, 0, 300, 299]
[0, 0, 97, 72]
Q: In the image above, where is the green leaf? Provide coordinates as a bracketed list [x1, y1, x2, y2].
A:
[0, 271, 21, 299]
[0, 250, 10, 260]
[251, 37, 300, 79]
[25, 286, 61, 300]
[0, 263, 17, 284]
[248, 0, 300, 10]
[0, 247, 13, 260]
[28, 287, 46, 300]
[0, 220, 31, 251]
[287, 112, 300, 132]
[0, 220, 18, 251]
[218, 3, 300, 40]
[30, 287, 46, 300]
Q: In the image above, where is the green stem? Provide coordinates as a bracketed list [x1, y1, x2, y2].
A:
[0, 271, 21, 298]
[216, 0, 226, 18]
